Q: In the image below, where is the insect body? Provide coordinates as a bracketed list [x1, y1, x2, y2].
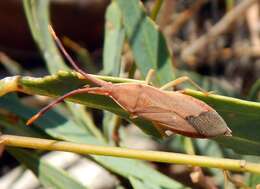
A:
[85, 83, 231, 138]
[27, 26, 232, 138]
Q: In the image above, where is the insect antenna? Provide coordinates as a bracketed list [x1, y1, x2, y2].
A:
[26, 87, 93, 126]
[27, 26, 110, 126]
[48, 25, 108, 87]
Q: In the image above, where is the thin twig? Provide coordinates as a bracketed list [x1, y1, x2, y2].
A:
[0, 52, 22, 75]
[247, 79, 260, 101]
[246, 2, 260, 48]
[223, 170, 251, 189]
[181, 0, 258, 64]
[190, 167, 218, 189]
[112, 115, 122, 146]
[184, 138, 217, 189]
[150, 0, 164, 21]
[166, 0, 205, 36]
[1, 134, 260, 174]
[157, 0, 176, 28]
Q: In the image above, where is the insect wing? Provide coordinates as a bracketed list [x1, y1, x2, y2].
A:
[136, 109, 202, 137]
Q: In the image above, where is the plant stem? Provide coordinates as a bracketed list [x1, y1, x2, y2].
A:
[2, 134, 260, 174]
[247, 79, 260, 101]
[183, 137, 195, 155]
[128, 63, 136, 79]
[150, 0, 163, 21]
[181, 0, 258, 63]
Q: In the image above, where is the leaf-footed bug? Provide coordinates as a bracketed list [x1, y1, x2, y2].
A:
[26, 26, 232, 138]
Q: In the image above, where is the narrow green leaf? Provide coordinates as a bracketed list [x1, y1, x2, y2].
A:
[63, 37, 97, 74]
[248, 79, 260, 101]
[129, 177, 163, 189]
[0, 53, 23, 75]
[103, 1, 125, 76]
[116, 0, 238, 97]
[23, 0, 67, 73]
[8, 148, 88, 189]
[186, 89, 260, 155]
[23, 0, 104, 140]
[247, 173, 260, 188]
[116, 0, 174, 85]
[244, 156, 260, 187]
[93, 156, 184, 189]
[0, 94, 95, 143]
[102, 1, 126, 141]
[0, 72, 161, 137]
[129, 177, 147, 189]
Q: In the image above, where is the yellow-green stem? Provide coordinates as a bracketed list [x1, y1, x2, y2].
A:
[183, 137, 195, 155]
[150, 0, 163, 21]
[1, 134, 260, 174]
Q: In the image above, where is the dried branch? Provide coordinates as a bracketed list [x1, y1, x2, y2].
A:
[181, 0, 258, 64]
[165, 0, 205, 36]
[246, 2, 260, 51]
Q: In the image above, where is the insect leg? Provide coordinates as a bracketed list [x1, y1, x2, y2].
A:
[26, 87, 109, 126]
[151, 122, 171, 137]
[112, 116, 122, 146]
[223, 170, 248, 188]
[160, 76, 214, 95]
[145, 69, 155, 85]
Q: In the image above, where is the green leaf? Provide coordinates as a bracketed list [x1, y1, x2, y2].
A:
[0, 72, 161, 137]
[129, 177, 147, 189]
[102, 1, 126, 141]
[243, 156, 260, 187]
[23, 0, 104, 140]
[103, 1, 125, 76]
[248, 79, 260, 101]
[116, 0, 174, 85]
[129, 177, 163, 189]
[247, 173, 260, 188]
[8, 148, 88, 189]
[93, 156, 184, 189]
[63, 37, 97, 74]
[185, 89, 260, 155]
[0, 96, 48, 138]
[0, 53, 23, 75]
[23, 0, 67, 73]
[115, 0, 238, 97]
[0, 94, 96, 143]
[116, 0, 238, 97]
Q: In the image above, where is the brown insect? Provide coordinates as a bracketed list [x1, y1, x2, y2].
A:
[27, 26, 232, 138]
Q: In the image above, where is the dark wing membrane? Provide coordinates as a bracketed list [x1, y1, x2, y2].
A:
[186, 111, 232, 137]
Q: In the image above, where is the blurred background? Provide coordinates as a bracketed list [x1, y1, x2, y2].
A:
[0, 0, 260, 189]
